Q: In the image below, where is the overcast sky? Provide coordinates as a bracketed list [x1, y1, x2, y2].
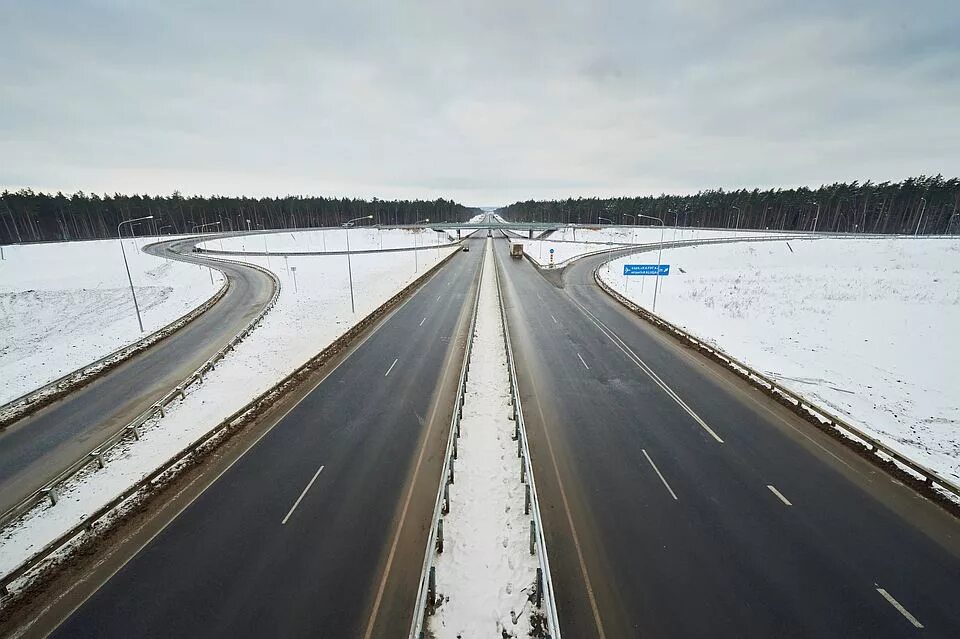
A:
[2, 0, 958, 207]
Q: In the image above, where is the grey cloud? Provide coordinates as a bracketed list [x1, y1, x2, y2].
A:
[1, 0, 958, 205]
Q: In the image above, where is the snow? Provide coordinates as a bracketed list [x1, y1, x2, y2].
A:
[598, 237, 960, 483]
[429, 239, 538, 638]
[0, 237, 224, 405]
[512, 226, 793, 268]
[0, 242, 458, 582]
[197, 227, 454, 253]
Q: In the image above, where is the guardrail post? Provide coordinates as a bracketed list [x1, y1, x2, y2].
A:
[127, 424, 141, 441]
[153, 403, 165, 418]
[449, 459, 455, 484]
[177, 386, 185, 401]
[44, 485, 60, 506]
[520, 458, 526, 483]
[443, 482, 450, 515]
[453, 436, 458, 460]
[536, 567, 543, 607]
[428, 566, 437, 607]
[437, 518, 445, 554]
[90, 450, 105, 469]
[517, 436, 522, 458]
[525, 484, 531, 515]
[529, 520, 536, 555]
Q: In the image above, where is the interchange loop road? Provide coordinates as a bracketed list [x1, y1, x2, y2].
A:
[0, 239, 275, 516]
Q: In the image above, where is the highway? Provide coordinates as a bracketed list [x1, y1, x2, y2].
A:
[0, 239, 276, 516]
[493, 237, 960, 638]
[42, 237, 484, 638]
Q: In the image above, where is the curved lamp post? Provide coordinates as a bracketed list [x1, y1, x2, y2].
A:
[344, 215, 373, 313]
[118, 215, 154, 332]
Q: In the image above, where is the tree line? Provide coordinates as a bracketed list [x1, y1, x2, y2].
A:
[498, 175, 960, 235]
[0, 191, 480, 243]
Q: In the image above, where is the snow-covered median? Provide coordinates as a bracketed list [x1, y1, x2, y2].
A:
[0, 237, 224, 405]
[0, 244, 458, 584]
[599, 237, 960, 483]
[429, 239, 538, 638]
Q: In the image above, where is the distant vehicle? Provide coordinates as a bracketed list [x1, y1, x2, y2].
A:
[462, 245, 470, 252]
[510, 242, 524, 259]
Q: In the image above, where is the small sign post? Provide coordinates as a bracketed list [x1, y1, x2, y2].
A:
[549, 247, 555, 266]
[622, 264, 670, 312]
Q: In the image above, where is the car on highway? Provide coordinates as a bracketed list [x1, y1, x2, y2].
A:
[462, 245, 470, 251]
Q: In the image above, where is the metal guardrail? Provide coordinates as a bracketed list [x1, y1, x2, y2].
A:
[494, 246, 562, 637]
[0, 261, 230, 429]
[408, 239, 561, 638]
[408, 242, 486, 638]
[0, 243, 464, 599]
[593, 266, 960, 507]
[0, 253, 281, 533]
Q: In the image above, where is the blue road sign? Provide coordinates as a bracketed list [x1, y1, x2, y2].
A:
[549, 248, 555, 253]
[623, 264, 670, 276]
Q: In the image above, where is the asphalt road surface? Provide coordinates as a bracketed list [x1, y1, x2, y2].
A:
[0, 239, 276, 515]
[493, 237, 960, 638]
[47, 237, 484, 638]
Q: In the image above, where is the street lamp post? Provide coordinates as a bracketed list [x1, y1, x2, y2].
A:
[344, 215, 373, 313]
[598, 216, 613, 225]
[413, 218, 430, 273]
[809, 201, 821, 233]
[636, 214, 666, 313]
[118, 215, 154, 332]
[193, 222, 222, 283]
[621, 213, 637, 243]
[914, 197, 927, 235]
[731, 206, 741, 231]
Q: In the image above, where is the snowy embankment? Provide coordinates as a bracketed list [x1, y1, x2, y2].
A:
[512, 226, 790, 268]
[0, 243, 458, 583]
[429, 240, 538, 638]
[0, 237, 224, 405]
[599, 237, 960, 483]
[198, 227, 455, 253]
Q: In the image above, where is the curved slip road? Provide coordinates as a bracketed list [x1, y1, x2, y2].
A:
[39, 237, 484, 638]
[0, 238, 276, 515]
[493, 237, 960, 638]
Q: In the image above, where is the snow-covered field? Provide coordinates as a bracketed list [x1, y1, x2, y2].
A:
[198, 227, 454, 253]
[0, 242, 458, 582]
[430, 240, 538, 637]
[599, 238, 960, 482]
[0, 238, 224, 405]
[512, 226, 791, 268]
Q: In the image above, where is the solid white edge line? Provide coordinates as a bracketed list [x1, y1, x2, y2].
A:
[384, 358, 399, 377]
[876, 587, 924, 628]
[642, 449, 678, 500]
[281, 465, 325, 525]
[766, 484, 793, 506]
[571, 298, 724, 444]
[577, 353, 590, 370]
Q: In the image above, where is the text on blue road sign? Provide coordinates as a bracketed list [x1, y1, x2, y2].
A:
[623, 264, 670, 276]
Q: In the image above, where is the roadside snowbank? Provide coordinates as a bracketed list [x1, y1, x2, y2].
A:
[0, 237, 224, 405]
[599, 237, 960, 482]
[198, 227, 454, 253]
[429, 240, 537, 638]
[0, 244, 458, 581]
